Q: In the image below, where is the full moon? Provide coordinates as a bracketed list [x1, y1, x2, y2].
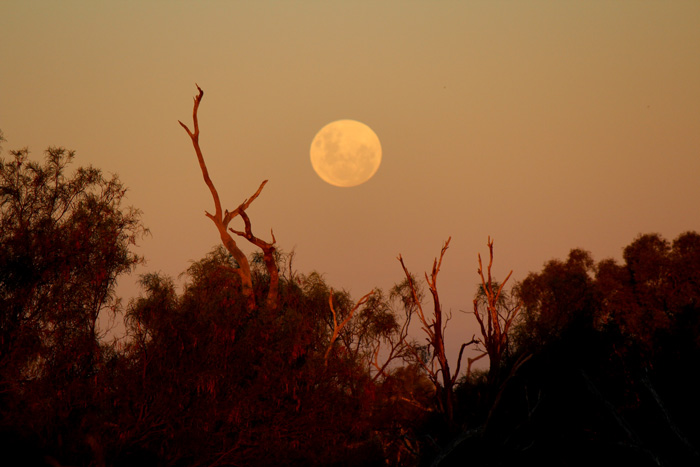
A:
[310, 120, 382, 187]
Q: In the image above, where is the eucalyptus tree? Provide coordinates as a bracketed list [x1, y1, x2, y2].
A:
[471, 238, 522, 385]
[0, 145, 145, 383]
[396, 238, 480, 427]
[0, 142, 145, 466]
[179, 85, 278, 312]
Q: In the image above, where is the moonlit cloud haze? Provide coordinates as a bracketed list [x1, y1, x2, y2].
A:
[2, 1, 699, 361]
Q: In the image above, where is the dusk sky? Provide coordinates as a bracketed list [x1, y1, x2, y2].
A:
[3, 1, 699, 362]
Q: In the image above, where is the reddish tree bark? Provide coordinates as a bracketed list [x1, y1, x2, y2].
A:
[179, 85, 279, 312]
[472, 237, 521, 383]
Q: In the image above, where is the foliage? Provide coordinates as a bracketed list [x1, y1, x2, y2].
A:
[480, 232, 700, 467]
[513, 248, 597, 352]
[0, 143, 146, 465]
[116, 248, 427, 466]
[2, 133, 700, 465]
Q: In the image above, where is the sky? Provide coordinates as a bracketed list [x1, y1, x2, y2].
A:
[2, 1, 700, 366]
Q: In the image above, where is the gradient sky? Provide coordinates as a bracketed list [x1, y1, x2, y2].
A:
[3, 1, 700, 363]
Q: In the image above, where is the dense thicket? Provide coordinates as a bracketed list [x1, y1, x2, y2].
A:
[0, 144, 145, 465]
[448, 232, 700, 466]
[2, 140, 699, 465]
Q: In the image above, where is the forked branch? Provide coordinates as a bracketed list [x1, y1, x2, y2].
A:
[397, 237, 477, 425]
[230, 209, 278, 310]
[179, 85, 278, 312]
[472, 237, 522, 382]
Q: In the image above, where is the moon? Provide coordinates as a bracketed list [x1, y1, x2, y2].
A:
[310, 120, 382, 187]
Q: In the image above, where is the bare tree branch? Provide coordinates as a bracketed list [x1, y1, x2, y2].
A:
[178, 85, 224, 221]
[473, 237, 522, 383]
[397, 237, 478, 426]
[324, 289, 374, 365]
[229, 209, 278, 310]
[451, 336, 480, 385]
[179, 85, 279, 312]
[369, 311, 413, 382]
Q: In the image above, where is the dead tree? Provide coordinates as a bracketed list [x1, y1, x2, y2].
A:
[398, 237, 478, 426]
[179, 85, 278, 312]
[472, 237, 521, 384]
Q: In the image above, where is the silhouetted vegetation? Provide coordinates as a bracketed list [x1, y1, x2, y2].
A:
[444, 232, 700, 467]
[2, 120, 699, 466]
[0, 143, 146, 466]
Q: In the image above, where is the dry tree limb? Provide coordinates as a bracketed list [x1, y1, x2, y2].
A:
[230, 209, 278, 311]
[324, 289, 374, 365]
[452, 335, 481, 382]
[397, 237, 477, 425]
[369, 315, 413, 382]
[465, 353, 488, 381]
[179, 85, 278, 312]
[473, 237, 522, 381]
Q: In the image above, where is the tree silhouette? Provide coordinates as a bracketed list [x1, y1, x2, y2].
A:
[493, 233, 700, 467]
[397, 238, 480, 428]
[119, 246, 424, 465]
[514, 248, 597, 353]
[0, 143, 145, 465]
[6, 116, 700, 466]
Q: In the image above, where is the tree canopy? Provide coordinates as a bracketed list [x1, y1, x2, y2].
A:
[2, 123, 699, 466]
[0, 144, 146, 465]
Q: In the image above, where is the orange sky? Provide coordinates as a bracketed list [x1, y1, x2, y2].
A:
[2, 1, 700, 363]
